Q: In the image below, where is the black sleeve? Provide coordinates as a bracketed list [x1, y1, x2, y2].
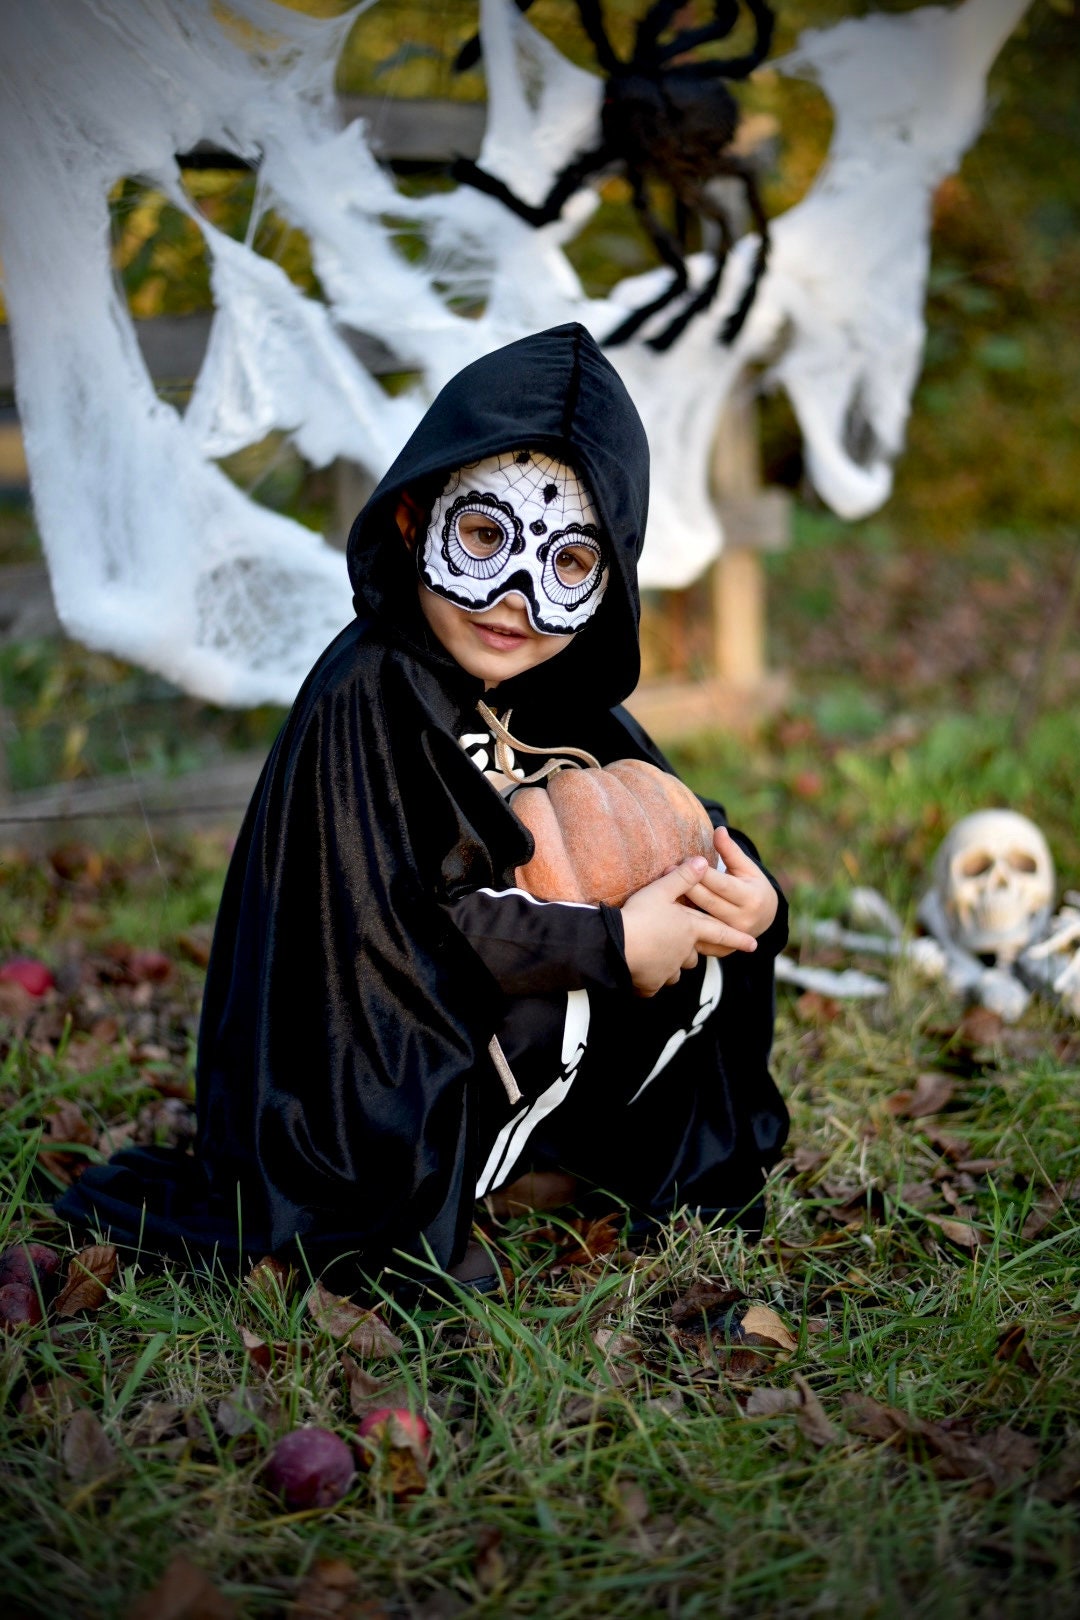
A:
[443, 888, 632, 997]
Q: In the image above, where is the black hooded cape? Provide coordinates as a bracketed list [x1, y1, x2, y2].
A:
[57, 324, 788, 1282]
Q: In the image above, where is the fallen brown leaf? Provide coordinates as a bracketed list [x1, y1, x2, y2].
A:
[885, 1072, 955, 1119]
[744, 1386, 802, 1418]
[841, 1393, 900, 1442]
[994, 1323, 1040, 1376]
[306, 1281, 403, 1357]
[38, 1100, 97, 1183]
[62, 1408, 115, 1482]
[553, 1214, 622, 1269]
[923, 1213, 982, 1251]
[128, 1554, 235, 1620]
[341, 1354, 386, 1415]
[54, 1244, 118, 1316]
[293, 1558, 365, 1619]
[215, 1387, 271, 1438]
[922, 1128, 971, 1161]
[240, 1327, 272, 1375]
[840, 1394, 1037, 1487]
[1021, 1178, 1080, 1242]
[669, 1280, 744, 1326]
[792, 1373, 840, 1447]
[245, 1254, 293, 1303]
[739, 1305, 799, 1352]
[593, 1327, 643, 1387]
[240, 1326, 309, 1378]
[126, 1400, 184, 1447]
[898, 1180, 938, 1210]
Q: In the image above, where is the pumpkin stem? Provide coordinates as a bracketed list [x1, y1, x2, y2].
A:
[476, 701, 602, 775]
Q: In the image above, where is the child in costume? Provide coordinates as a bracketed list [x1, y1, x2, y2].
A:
[59, 324, 788, 1286]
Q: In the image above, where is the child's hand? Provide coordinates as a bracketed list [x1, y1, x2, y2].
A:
[621, 855, 758, 998]
[683, 826, 779, 941]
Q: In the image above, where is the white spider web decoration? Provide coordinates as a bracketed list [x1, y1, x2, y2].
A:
[0, 0, 1030, 703]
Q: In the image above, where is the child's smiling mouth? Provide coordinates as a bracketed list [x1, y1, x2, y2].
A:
[471, 619, 532, 650]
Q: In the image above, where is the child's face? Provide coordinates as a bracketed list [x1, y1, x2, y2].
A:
[395, 452, 605, 688]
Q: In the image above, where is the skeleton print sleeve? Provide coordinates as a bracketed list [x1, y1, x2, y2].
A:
[443, 888, 631, 998]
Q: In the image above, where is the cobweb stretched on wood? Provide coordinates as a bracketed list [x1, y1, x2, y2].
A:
[0, 0, 1029, 705]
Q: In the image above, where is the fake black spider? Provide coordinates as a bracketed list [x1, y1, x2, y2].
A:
[453, 0, 775, 352]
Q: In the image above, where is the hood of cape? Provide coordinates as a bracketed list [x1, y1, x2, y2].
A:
[346, 323, 650, 712]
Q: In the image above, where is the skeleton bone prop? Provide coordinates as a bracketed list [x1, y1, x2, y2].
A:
[914, 809, 1058, 1021]
[777, 825, 1079, 1024]
[1018, 893, 1080, 1018]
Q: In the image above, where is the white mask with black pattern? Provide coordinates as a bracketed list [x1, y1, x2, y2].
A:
[418, 449, 609, 635]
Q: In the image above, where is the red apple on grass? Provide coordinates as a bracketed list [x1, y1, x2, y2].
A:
[0, 1283, 44, 1330]
[0, 959, 55, 997]
[0, 1243, 60, 1327]
[355, 1407, 432, 1498]
[264, 1427, 354, 1510]
[0, 1242, 61, 1293]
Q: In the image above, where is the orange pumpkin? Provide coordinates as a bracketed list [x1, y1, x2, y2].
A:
[510, 758, 716, 908]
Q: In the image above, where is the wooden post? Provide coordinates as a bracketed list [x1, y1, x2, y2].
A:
[627, 375, 790, 739]
[712, 376, 774, 688]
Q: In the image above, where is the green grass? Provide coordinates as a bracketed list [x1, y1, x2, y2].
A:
[2, 716, 1079, 1617]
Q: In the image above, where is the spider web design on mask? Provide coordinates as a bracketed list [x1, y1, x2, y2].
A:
[444, 450, 598, 538]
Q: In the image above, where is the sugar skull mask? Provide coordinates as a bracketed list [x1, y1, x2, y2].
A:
[418, 449, 609, 635]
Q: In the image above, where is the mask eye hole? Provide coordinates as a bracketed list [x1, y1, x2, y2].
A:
[1007, 851, 1038, 874]
[540, 526, 605, 610]
[553, 543, 598, 587]
[456, 511, 507, 559]
[439, 497, 516, 580]
[959, 852, 994, 878]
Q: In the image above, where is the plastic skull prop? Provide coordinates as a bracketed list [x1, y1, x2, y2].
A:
[934, 810, 1055, 963]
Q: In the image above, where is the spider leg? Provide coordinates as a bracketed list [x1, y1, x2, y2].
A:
[633, 0, 697, 63]
[645, 195, 735, 352]
[666, 0, 774, 79]
[652, 2, 742, 65]
[603, 172, 691, 347]
[715, 158, 770, 345]
[576, 0, 621, 75]
[452, 143, 612, 228]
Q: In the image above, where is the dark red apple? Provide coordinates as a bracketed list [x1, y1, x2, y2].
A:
[0, 1242, 61, 1294]
[0, 1283, 44, 1330]
[264, 1427, 354, 1510]
[0, 959, 55, 997]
